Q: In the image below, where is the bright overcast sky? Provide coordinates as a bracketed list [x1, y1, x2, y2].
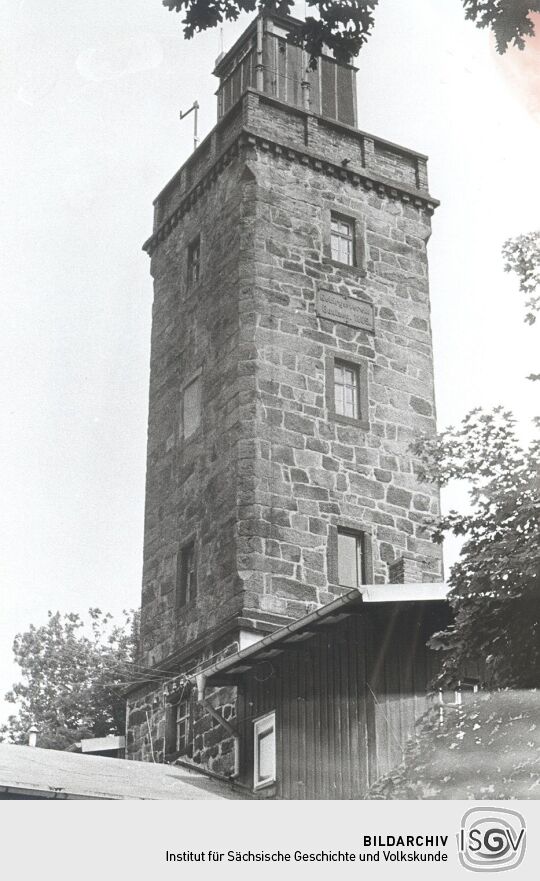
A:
[1, 0, 538, 722]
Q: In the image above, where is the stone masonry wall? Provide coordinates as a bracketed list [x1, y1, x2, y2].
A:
[140, 159, 252, 671]
[133, 85, 442, 769]
[127, 680, 237, 775]
[141, 90, 442, 664]
[127, 633, 241, 770]
[231, 94, 443, 624]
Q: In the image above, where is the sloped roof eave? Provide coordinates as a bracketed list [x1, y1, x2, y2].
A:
[199, 583, 449, 685]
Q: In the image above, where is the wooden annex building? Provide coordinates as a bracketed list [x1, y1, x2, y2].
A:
[195, 583, 449, 799]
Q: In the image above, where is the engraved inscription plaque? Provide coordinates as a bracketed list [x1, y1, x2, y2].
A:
[316, 288, 374, 331]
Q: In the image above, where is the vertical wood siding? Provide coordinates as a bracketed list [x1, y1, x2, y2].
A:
[237, 603, 447, 799]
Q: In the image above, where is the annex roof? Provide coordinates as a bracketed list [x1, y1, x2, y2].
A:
[199, 583, 449, 686]
[0, 743, 242, 800]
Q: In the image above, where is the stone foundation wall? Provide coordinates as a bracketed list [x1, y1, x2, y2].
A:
[126, 634, 241, 775]
[127, 680, 238, 775]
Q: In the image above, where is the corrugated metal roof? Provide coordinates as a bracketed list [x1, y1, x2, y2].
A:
[0, 743, 242, 800]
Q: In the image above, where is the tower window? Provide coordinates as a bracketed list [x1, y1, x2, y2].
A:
[331, 214, 354, 265]
[337, 529, 365, 588]
[334, 361, 359, 420]
[187, 235, 201, 285]
[175, 698, 191, 754]
[183, 375, 201, 439]
[326, 353, 369, 429]
[253, 712, 276, 789]
[177, 542, 197, 607]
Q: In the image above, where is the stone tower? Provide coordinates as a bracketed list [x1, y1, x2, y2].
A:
[127, 10, 443, 768]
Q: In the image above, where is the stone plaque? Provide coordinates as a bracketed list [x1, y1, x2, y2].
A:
[316, 287, 374, 332]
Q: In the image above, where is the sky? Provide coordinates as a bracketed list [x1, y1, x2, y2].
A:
[1, 0, 538, 724]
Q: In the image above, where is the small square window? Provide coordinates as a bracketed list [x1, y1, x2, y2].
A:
[331, 214, 354, 265]
[183, 375, 201, 439]
[253, 712, 276, 789]
[187, 235, 200, 285]
[334, 360, 359, 420]
[337, 529, 365, 588]
[177, 542, 197, 608]
[175, 698, 191, 753]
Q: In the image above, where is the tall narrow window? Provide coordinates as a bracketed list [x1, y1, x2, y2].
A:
[175, 698, 191, 753]
[183, 375, 201, 439]
[331, 214, 354, 265]
[334, 361, 359, 419]
[187, 235, 200, 285]
[326, 354, 369, 430]
[337, 529, 365, 588]
[253, 712, 276, 789]
[177, 542, 197, 607]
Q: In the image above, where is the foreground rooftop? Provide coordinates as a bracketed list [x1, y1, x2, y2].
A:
[0, 743, 241, 800]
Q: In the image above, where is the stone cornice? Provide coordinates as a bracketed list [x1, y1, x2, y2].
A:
[143, 127, 439, 258]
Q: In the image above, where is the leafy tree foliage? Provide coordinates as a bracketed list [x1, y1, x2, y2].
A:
[463, 0, 540, 52]
[412, 229, 540, 691]
[1, 609, 138, 750]
[503, 230, 540, 327]
[163, 0, 378, 65]
[503, 230, 540, 380]
[412, 408, 540, 691]
[161, 0, 539, 64]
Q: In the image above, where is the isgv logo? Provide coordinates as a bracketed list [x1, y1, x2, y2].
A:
[458, 807, 526, 872]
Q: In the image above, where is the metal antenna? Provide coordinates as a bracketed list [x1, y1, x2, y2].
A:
[179, 100, 200, 151]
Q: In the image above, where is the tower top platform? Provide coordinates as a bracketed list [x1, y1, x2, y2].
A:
[213, 10, 358, 128]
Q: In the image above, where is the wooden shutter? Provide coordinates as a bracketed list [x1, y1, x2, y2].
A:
[287, 42, 303, 107]
[321, 57, 336, 119]
[336, 65, 355, 126]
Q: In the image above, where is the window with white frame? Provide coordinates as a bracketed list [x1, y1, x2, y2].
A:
[330, 214, 354, 265]
[334, 360, 360, 420]
[337, 529, 365, 588]
[253, 711, 276, 789]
